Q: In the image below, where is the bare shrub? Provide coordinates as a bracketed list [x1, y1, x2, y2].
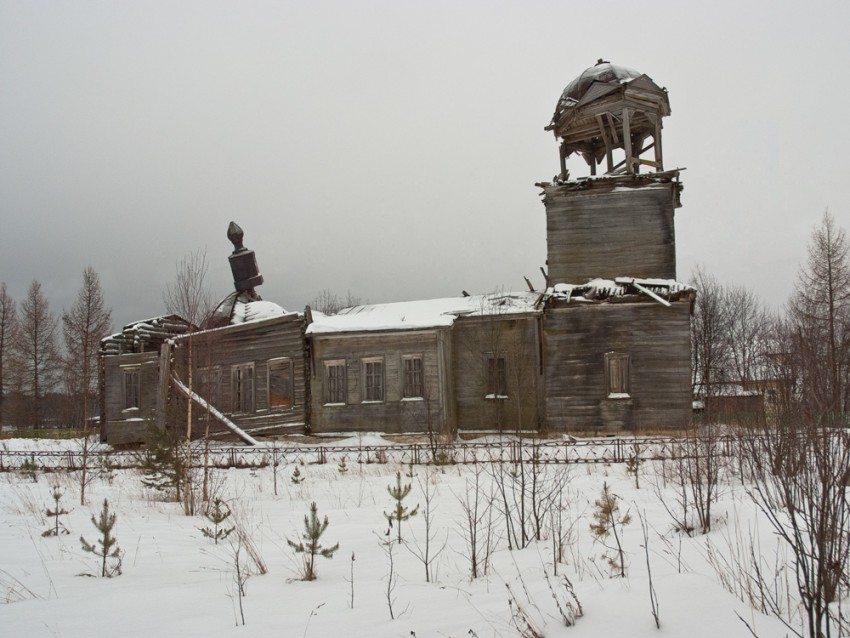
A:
[741, 419, 850, 638]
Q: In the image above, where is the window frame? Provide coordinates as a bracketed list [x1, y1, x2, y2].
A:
[122, 366, 140, 411]
[231, 363, 255, 413]
[267, 357, 294, 410]
[362, 356, 385, 403]
[402, 354, 424, 400]
[197, 366, 222, 406]
[605, 352, 631, 398]
[485, 352, 508, 400]
[324, 359, 347, 406]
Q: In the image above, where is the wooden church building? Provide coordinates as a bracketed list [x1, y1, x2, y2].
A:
[99, 61, 694, 445]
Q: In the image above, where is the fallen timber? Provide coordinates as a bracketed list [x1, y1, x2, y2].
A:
[0, 435, 740, 472]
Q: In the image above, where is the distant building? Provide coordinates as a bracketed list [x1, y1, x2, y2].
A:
[100, 62, 694, 444]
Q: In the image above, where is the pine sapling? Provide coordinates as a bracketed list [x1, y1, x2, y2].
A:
[291, 466, 305, 484]
[385, 471, 419, 543]
[20, 456, 38, 483]
[200, 497, 235, 544]
[625, 439, 643, 489]
[337, 457, 348, 474]
[80, 498, 123, 577]
[590, 482, 631, 577]
[42, 484, 70, 537]
[286, 501, 339, 581]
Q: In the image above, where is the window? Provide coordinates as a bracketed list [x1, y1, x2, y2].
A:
[123, 367, 140, 410]
[198, 367, 222, 404]
[324, 360, 346, 405]
[486, 353, 508, 398]
[605, 352, 630, 397]
[268, 358, 293, 409]
[402, 355, 424, 399]
[363, 357, 384, 402]
[232, 363, 255, 413]
[766, 388, 778, 407]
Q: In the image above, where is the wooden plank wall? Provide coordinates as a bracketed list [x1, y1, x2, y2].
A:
[451, 315, 542, 433]
[543, 300, 692, 432]
[101, 351, 160, 444]
[544, 177, 680, 283]
[310, 329, 447, 434]
[172, 314, 309, 437]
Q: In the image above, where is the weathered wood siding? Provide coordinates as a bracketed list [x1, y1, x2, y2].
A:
[543, 300, 691, 432]
[102, 351, 160, 445]
[171, 313, 308, 437]
[310, 329, 448, 434]
[543, 175, 681, 283]
[452, 314, 542, 432]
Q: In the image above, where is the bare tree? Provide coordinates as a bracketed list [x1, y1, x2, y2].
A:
[690, 266, 730, 422]
[0, 282, 18, 426]
[63, 267, 112, 504]
[725, 284, 769, 392]
[406, 469, 448, 583]
[788, 211, 850, 425]
[454, 463, 495, 580]
[13, 280, 60, 427]
[310, 289, 361, 315]
[742, 418, 850, 638]
[162, 249, 213, 515]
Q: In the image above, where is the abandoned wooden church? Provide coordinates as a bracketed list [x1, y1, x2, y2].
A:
[100, 61, 694, 445]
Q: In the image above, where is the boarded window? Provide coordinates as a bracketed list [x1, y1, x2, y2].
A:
[402, 355, 424, 399]
[123, 368, 140, 409]
[487, 354, 508, 398]
[232, 363, 255, 413]
[268, 358, 293, 409]
[198, 367, 222, 405]
[363, 358, 384, 402]
[325, 360, 346, 405]
[605, 352, 630, 396]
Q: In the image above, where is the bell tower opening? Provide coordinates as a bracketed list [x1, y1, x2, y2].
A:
[545, 59, 671, 180]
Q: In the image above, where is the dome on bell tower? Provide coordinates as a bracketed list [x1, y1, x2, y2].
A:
[546, 59, 670, 179]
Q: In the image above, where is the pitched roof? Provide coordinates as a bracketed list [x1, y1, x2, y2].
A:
[307, 292, 541, 335]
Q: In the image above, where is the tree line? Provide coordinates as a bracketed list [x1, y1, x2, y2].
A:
[692, 210, 850, 427]
[0, 267, 112, 430]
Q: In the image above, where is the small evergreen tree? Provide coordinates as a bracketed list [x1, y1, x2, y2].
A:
[625, 440, 643, 489]
[20, 455, 38, 483]
[290, 466, 305, 484]
[42, 484, 70, 537]
[590, 482, 630, 577]
[140, 422, 184, 500]
[385, 471, 419, 543]
[286, 501, 339, 581]
[80, 498, 122, 577]
[200, 498, 235, 544]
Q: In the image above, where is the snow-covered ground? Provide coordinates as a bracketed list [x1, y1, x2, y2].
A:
[1, 437, 797, 637]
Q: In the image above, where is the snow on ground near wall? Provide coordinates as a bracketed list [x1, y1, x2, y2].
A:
[1, 441, 795, 638]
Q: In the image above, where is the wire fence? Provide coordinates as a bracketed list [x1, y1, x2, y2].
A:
[0, 435, 742, 473]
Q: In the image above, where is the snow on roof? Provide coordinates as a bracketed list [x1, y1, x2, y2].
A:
[100, 314, 191, 353]
[548, 277, 693, 303]
[560, 61, 641, 103]
[230, 300, 290, 324]
[307, 292, 541, 335]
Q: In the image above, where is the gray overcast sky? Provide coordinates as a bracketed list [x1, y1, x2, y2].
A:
[2, 1, 849, 331]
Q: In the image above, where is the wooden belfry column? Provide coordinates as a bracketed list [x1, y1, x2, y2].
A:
[545, 60, 671, 179]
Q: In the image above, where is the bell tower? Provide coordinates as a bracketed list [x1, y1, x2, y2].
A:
[541, 60, 682, 284]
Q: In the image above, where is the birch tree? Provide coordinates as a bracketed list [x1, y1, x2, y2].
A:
[163, 249, 213, 515]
